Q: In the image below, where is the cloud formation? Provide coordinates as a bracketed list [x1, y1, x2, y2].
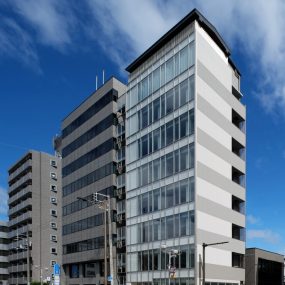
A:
[247, 214, 260, 225]
[1, 0, 285, 114]
[247, 229, 281, 244]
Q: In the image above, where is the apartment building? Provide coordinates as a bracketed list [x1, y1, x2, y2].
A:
[61, 77, 127, 285]
[125, 9, 246, 285]
[0, 221, 9, 285]
[8, 150, 62, 285]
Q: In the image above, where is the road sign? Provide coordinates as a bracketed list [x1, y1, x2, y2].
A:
[54, 275, 60, 285]
[108, 275, 113, 281]
[54, 263, 60, 276]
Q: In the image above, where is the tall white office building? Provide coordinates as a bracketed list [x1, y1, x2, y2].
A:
[125, 9, 246, 285]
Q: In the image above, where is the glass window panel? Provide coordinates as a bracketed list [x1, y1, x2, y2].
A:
[180, 46, 188, 73]
[161, 186, 166, 209]
[129, 113, 139, 135]
[142, 222, 148, 242]
[149, 191, 153, 213]
[161, 94, 166, 117]
[149, 103, 153, 125]
[166, 215, 174, 239]
[141, 106, 148, 129]
[166, 89, 174, 114]
[166, 121, 174, 145]
[153, 249, 159, 270]
[153, 97, 160, 121]
[189, 76, 194, 101]
[153, 219, 160, 241]
[180, 79, 188, 107]
[148, 220, 153, 242]
[174, 214, 180, 237]
[149, 74, 153, 96]
[180, 245, 188, 268]
[141, 135, 148, 157]
[174, 86, 179, 109]
[174, 149, 179, 173]
[189, 41, 195, 67]
[153, 128, 161, 152]
[153, 158, 160, 181]
[166, 57, 174, 82]
[142, 193, 148, 214]
[161, 125, 166, 148]
[175, 53, 179, 77]
[189, 177, 194, 202]
[189, 110, 194, 135]
[180, 146, 189, 171]
[180, 112, 188, 138]
[138, 82, 142, 101]
[180, 212, 189, 236]
[166, 152, 174, 176]
[190, 212, 195, 235]
[175, 118, 179, 141]
[161, 217, 166, 240]
[180, 179, 188, 204]
[189, 144, 194, 168]
[153, 68, 160, 92]
[141, 164, 148, 186]
[149, 250, 153, 270]
[148, 133, 153, 154]
[161, 156, 165, 178]
[166, 184, 174, 208]
[174, 182, 179, 205]
[141, 77, 148, 100]
[142, 250, 148, 270]
[161, 64, 165, 86]
[153, 188, 160, 211]
[190, 245, 195, 268]
[161, 249, 166, 270]
[137, 223, 141, 243]
[129, 85, 138, 108]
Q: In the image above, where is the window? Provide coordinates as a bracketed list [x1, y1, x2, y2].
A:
[51, 247, 57, 254]
[232, 224, 245, 241]
[232, 196, 245, 214]
[50, 209, 57, 217]
[142, 193, 148, 214]
[166, 89, 174, 114]
[51, 235, 57, 242]
[166, 185, 174, 208]
[180, 46, 188, 73]
[166, 215, 174, 239]
[50, 222, 57, 229]
[50, 185, 57, 192]
[50, 160, 57, 167]
[232, 253, 244, 268]
[180, 79, 188, 106]
[153, 189, 160, 211]
[153, 98, 160, 121]
[166, 58, 174, 82]
[166, 121, 173, 145]
[153, 158, 160, 181]
[166, 152, 173, 176]
[180, 212, 189, 236]
[50, 172, 57, 180]
[153, 128, 160, 152]
[141, 106, 148, 129]
[180, 112, 188, 138]
[50, 197, 57, 204]
[141, 135, 148, 157]
[180, 146, 189, 171]
[153, 68, 160, 92]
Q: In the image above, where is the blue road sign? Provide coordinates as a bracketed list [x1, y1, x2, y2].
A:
[54, 263, 60, 276]
[107, 275, 113, 281]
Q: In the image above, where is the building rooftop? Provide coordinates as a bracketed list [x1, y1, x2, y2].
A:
[126, 8, 240, 75]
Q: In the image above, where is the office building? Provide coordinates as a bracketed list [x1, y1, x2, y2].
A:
[125, 9, 246, 285]
[0, 221, 9, 285]
[61, 77, 127, 285]
[245, 248, 284, 285]
[8, 150, 62, 285]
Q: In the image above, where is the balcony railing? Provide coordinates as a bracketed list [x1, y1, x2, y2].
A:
[9, 159, 32, 182]
[8, 198, 32, 217]
[8, 211, 32, 228]
[9, 186, 32, 205]
[9, 173, 32, 194]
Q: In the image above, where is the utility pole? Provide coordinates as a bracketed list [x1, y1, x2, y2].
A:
[78, 193, 115, 285]
[202, 241, 229, 285]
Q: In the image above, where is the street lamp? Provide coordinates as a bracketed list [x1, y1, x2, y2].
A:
[78, 192, 115, 285]
[13, 233, 31, 285]
[161, 244, 180, 285]
[202, 241, 229, 285]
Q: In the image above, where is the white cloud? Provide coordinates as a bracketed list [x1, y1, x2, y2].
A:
[0, 186, 8, 219]
[247, 229, 281, 244]
[0, 17, 40, 71]
[247, 214, 260, 225]
[11, 0, 77, 51]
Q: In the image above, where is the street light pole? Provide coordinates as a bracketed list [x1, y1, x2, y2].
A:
[104, 208, 107, 285]
[202, 241, 229, 285]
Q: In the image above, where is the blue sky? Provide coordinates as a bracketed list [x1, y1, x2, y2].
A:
[1, 0, 285, 254]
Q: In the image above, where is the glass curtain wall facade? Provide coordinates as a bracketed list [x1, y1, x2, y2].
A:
[126, 23, 196, 285]
[125, 9, 246, 285]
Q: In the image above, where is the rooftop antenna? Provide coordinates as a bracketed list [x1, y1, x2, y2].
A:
[95, 75, 98, 91]
[103, 69, 105, 85]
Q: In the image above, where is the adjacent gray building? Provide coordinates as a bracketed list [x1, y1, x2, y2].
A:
[61, 77, 127, 285]
[245, 248, 284, 285]
[125, 9, 246, 285]
[0, 221, 9, 285]
[8, 150, 63, 285]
